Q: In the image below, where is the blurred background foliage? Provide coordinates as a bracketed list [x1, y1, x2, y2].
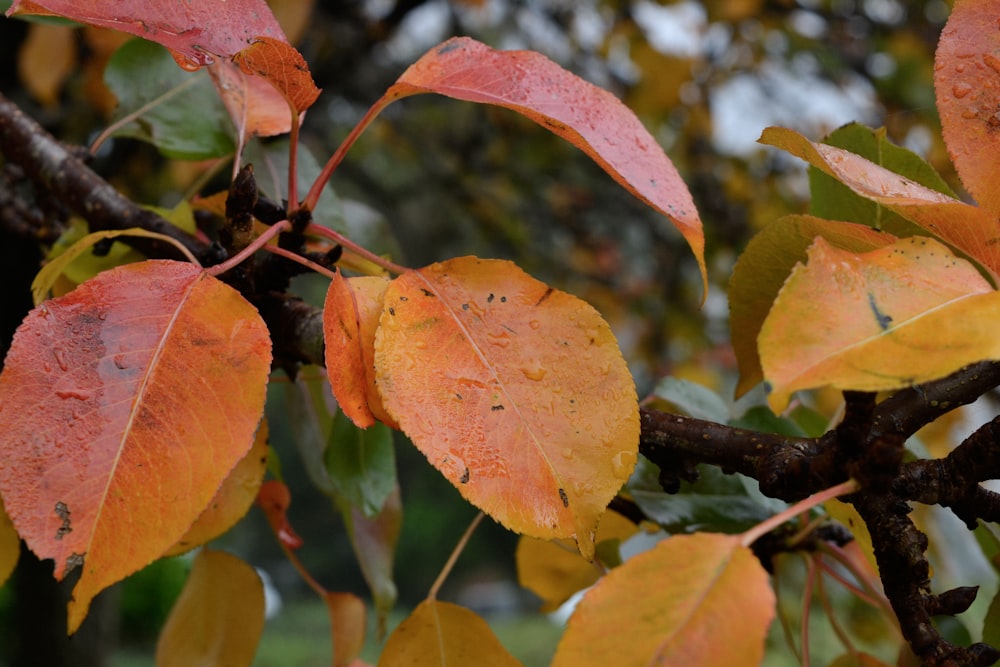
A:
[0, 0, 964, 665]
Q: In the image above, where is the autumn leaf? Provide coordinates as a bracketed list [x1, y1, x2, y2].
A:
[759, 236, 1000, 412]
[379, 600, 522, 667]
[552, 533, 775, 667]
[728, 215, 896, 396]
[324, 272, 398, 429]
[8, 0, 317, 136]
[164, 421, 270, 557]
[935, 0, 1000, 220]
[759, 126, 1000, 279]
[374, 257, 639, 559]
[232, 35, 321, 114]
[0, 259, 271, 632]
[325, 591, 367, 667]
[256, 479, 305, 550]
[0, 497, 19, 588]
[155, 549, 265, 667]
[385, 37, 706, 293]
[516, 509, 637, 612]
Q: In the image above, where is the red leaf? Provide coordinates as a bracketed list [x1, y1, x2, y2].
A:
[387, 37, 706, 293]
[7, 0, 318, 135]
[935, 0, 1000, 218]
[256, 480, 304, 550]
[0, 260, 271, 632]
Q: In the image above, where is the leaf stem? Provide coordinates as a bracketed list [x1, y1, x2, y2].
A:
[301, 93, 398, 212]
[89, 76, 201, 156]
[427, 512, 484, 601]
[306, 223, 409, 275]
[205, 219, 291, 277]
[286, 102, 301, 216]
[740, 479, 860, 548]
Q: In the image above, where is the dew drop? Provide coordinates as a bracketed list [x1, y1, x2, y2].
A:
[55, 388, 91, 401]
[176, 55, 202, 72]
[528, 320, 541, 330]
[561, 447, 574, 460]
[986, 53, 1000, 74]
[53, 349, 69, 372]
[612, 450, 637, 478]
[113, 354, 128, 370]
[953, 82, 974, 98]
[487, 331, 511, 348]
[520, 364, 547, 381]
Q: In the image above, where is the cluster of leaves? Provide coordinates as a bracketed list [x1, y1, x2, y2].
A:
[3, 0, 1000, 666]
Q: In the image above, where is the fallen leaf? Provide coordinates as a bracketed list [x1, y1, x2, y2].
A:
[155, 549, 265, 667]
[374, 257, 639, 559]
[552, 533, 774, 667]
[760, 236, 1000, 411]
[0, 260, 271, 631]
[759, 126, 1000, 279]
[164, 421, 269, 557]
[935, 0, 1000, 219]
[728, 215, 896, 396]
[379, 600, 522, 667]
[387, 37, 706, 293]
[516, 509, 637, 612]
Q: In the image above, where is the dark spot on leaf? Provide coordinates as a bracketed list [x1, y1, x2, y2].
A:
[535, 287, 554, 307]
[55, 501, 72, 540]
[420, 288, 434, 297]
[487, 293, 495, 303]
[988, 238, 1000, 246]
[868, 293, 893, 330]
[388, 307, 395, 316]
[400, 296, 408, 302]
[500, 296, 507, 303]
[456, 393, 463, 400]
[559, 488, 569, 507]
[491, 404, 505, 411]
[460, 468, 470, 484]
[462, 303, 470, 311]
[763, 381, 773, 394]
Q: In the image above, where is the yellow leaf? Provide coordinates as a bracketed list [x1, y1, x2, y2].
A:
[155, 549, 265, 667]
[378, 600, 522, 666]
[326, 591, 367, 667]
[552, 533, 775, 667]
[0, 496, 19, 588]
[18, 23, 77, 107]
[163, 422, 269, 557]
[761, 236, 999, 412]
[374, 257, 639, 559]
[516, 509, 637, 612]
[825, 500, 878, 572]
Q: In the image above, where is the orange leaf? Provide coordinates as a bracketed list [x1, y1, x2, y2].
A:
[164, 421, 270, 557]
[374, 257, 639, 559]
[759, 126, 1000, 279]
[0, 496, 19, 588]
[760, 236, 1000, 411]
[552, 533, 775, 667]
[324, 272, 398, 429]
[729, 215, 896, 396]
[378, 600, 521, 667]
[935, 0, 1000, 219]
[326, 591, 367, 667]
[516, 509, 637, 612]
[0, 260, 270, 632]
[388, 37, 706, 294]
[232, 36, 321, 114]
[17, 23, 76, 107]
[155, 549, 265, 667]
[255, 480, 304, 550]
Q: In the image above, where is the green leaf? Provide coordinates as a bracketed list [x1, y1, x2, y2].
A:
[652, 377, 730, 423]
[104, 38, 235, 160]
[325, 411, 397, 518]
[810, 123, 955, 237]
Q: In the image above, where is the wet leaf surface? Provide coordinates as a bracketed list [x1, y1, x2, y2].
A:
[0, 260, 271, 631]
[374, 257, 639, 559]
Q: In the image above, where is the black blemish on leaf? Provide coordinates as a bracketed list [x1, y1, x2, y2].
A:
[868, 293, 893, 330]
[456, 393, 463, 400]
[559, 488, 569, 507]
[491, 404, 505, 411]
[462, 303, 470, 311]
[487, 293, 495, 303]
[460, 468, 470, 484]
[500, 296, 507, 303]
[388, 307, 396, 316]
[400, 296, 408, 302]
[421, 288, 435, 297]
[54, 501, 72, 540]
[535, 287, 554, 307]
